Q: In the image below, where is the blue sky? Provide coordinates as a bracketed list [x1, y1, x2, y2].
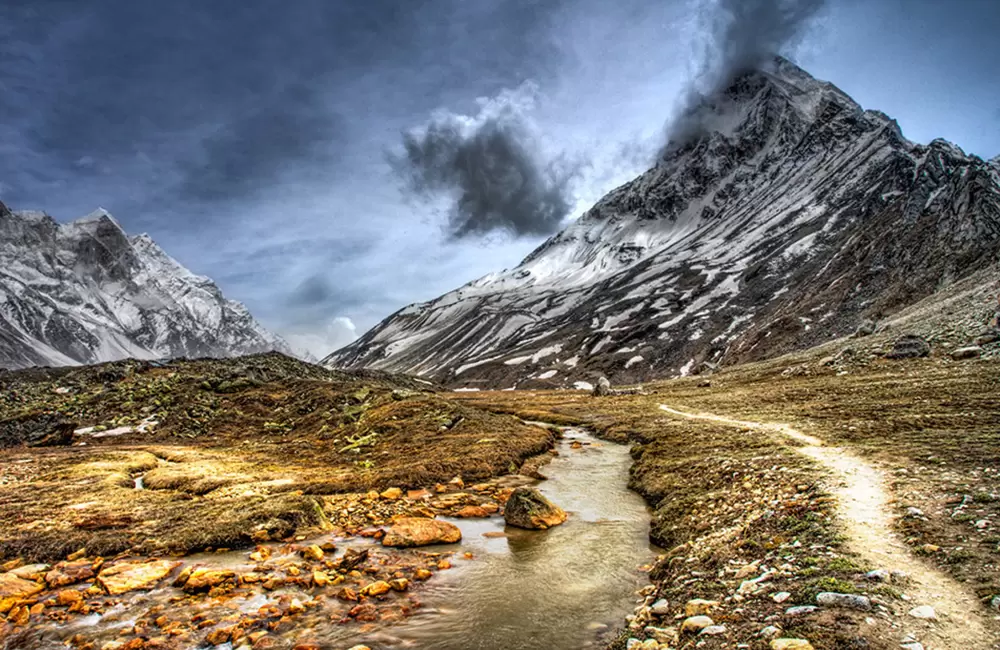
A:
[2, 0, 998, 357]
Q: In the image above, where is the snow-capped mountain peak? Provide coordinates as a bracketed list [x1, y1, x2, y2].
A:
[0, 205, 291, 369]
[325, 59, 1000, 387]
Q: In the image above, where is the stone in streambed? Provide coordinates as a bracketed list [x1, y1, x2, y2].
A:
[649, 599, 670, 616]
[44, 559, 98, 588]
[503, 487, 567, 530]
[381, 518, 462, 547]
[180, 568, 236, 592]
[97, 559, 181, 595]
[0, 573, 44, 613]
[455, 505, 491, 518]
[360, 580, 391, 597]
[300, 545, 324, 561]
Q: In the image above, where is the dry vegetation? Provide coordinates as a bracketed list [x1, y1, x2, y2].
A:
[0, 353, 553, 562]
[455, 350, 1000, 648]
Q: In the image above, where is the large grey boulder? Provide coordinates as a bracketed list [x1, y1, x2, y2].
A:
[885, 335, 930, 359]
[592, 376, 612, 397]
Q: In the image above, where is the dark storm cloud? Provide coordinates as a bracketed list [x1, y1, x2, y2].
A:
[705, 0, 826, 86]
[664, 0, 827, 150]
[0, 0, 567, 218]
[176, 83, 341, 202]
[288, 275, 336, 308]
[391, 85, 583, 240]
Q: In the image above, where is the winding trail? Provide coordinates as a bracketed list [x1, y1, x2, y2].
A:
[658, 404, 995, 650]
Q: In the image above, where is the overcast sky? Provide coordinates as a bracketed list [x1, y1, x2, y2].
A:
[2, 0, 998, 358]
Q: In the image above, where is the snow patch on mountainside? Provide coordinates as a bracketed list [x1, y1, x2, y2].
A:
[325, 57, 1000, 388]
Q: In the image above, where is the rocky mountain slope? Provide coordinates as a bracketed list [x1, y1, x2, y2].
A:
[326, 57, 1000, 387]
[0, 203, 290, 369]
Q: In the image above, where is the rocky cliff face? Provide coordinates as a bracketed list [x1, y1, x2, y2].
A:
[0, 203, 290, 369]
[325, 58, 1000, 388]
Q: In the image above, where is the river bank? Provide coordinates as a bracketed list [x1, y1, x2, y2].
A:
[1, 430, 657, 650]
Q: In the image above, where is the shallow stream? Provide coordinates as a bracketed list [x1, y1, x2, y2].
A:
[24, 429, 657, 650]
[366, 428, 658, 649]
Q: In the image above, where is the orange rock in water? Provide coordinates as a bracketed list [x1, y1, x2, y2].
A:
[381, 518, 461, 547]
[348, 603, 378, 621]
[360, 580, 391, 597]
[413, 569, 432, 581]
[181, 568, 236, 593]
[337, 587, 359, 602]
[56, 590, 83, 606]
[44, 560, 97, 588]
[205, 625, 235, 645]
[97, 560, 181, 595]
[454, 505, 490, 518]
[9, 605, 29, 626]
[0, 573, 44, 613]
[380, 487, 403, 500]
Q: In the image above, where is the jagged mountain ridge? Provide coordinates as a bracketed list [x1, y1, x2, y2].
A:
[0, 203, 291, 369]
[325, 57, 1000, 387]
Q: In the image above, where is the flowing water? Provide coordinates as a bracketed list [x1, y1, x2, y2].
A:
[368, 428, 659, 649]
[21, 429, 657, 650]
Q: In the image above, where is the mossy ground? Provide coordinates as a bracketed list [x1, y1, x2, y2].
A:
[455, 353, 1000, 648]
[0, 354, 553, 562]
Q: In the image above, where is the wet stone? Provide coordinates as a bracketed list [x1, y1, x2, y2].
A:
[503, 487, 567, 530]
[381, 518, 462, 547]
[97, 560, 181, 595]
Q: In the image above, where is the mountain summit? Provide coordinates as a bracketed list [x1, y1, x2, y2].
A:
[325, 58, 1000, 387]
[0, 203, 290, 369]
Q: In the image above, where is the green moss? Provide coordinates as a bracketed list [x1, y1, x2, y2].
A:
[826, 556, 867, 573]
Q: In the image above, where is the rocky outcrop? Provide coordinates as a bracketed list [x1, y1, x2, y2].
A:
[326, 57, 1000, 388]
[503, 487, 567, 529]
[0, 208, 290, 369]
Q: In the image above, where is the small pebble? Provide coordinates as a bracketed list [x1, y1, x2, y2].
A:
[866, 569, 889, 582]
[816, 592, 871, 611]
[650, 598, 670, 616]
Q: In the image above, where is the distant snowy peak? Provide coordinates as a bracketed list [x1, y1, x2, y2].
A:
[326, 58, 1000, 388]
[0, 207, 291, 369]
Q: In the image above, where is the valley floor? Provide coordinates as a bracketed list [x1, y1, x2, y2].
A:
[457, 351, 1000, 649]
[1, 350, 998, 649]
